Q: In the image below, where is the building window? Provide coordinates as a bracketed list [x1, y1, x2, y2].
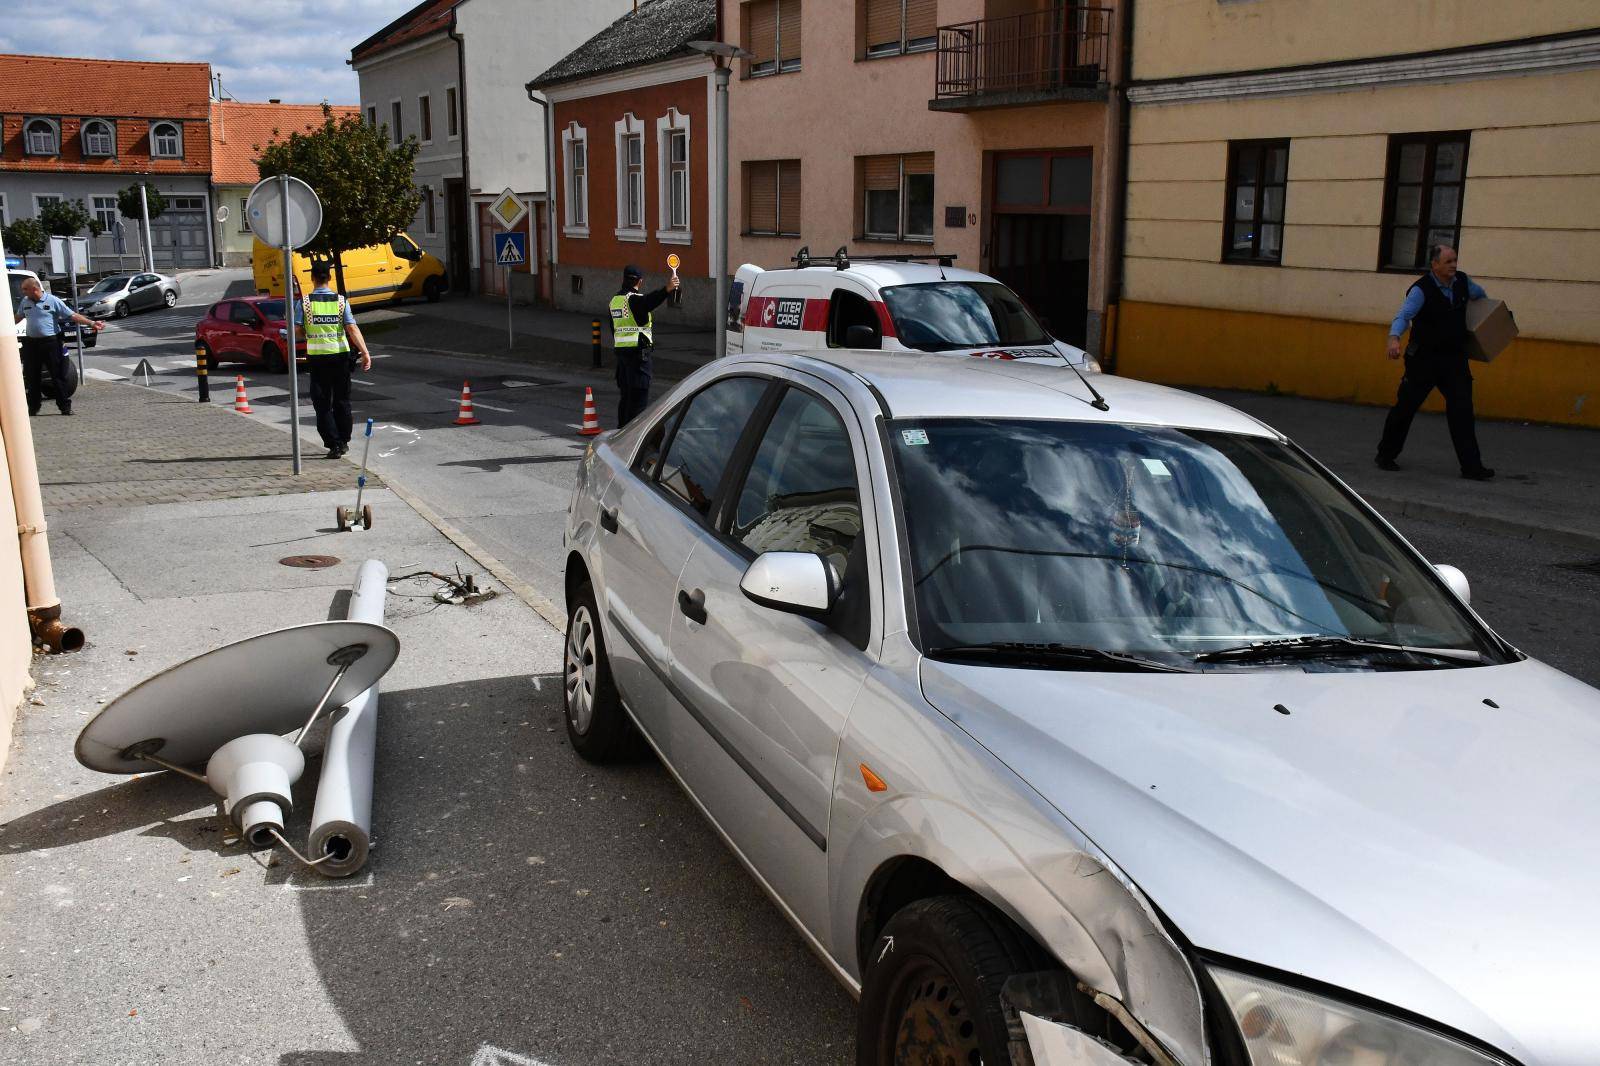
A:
[167, 196, 205, 212]
[562, 122, 589, 235]
[418, 94, 432, 143]
[91, 195, 118, 232]
[744, 159, 801, 237]
[446, 86, 460, 138]
[864, 0, 936, 58]
[0, 194, 8, 227]
[614, 113, 646, 239]
[25, 118, 59, 156]
[82, 119, 115, 157]
[1223, 140, 1289, 264]
[390, 100, 403, 145]
[668, 131, 689, 229]
[238, 196, 250, 233]
[34, 194, 63, 215]
[1381, 132, 1470, 271]
[421, 185, 436, 235]
[745, 0, 802, 77]
[151, 122, 183, 158]
[860, 153, 933, 241]
[655, 111, 692, 240]
[366, 105, 377, 128]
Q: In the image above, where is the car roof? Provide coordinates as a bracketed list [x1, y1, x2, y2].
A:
[757, 261, 993, 290]
[729, 349, 1281, 439]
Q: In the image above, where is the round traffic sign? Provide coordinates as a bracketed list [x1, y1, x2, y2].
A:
[215, 204, 230, 225]
[246, 175, 323, 250]
[666, 253, 681, 270]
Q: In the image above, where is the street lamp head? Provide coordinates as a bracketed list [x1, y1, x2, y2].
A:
[687, 40, 754, 61]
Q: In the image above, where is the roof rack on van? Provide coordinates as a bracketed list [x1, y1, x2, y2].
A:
[789, 245, 958, 271]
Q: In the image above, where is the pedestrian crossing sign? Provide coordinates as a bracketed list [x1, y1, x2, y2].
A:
[494, 231, 527, 266]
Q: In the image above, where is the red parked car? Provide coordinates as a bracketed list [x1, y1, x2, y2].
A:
[194, 296, 305, 373]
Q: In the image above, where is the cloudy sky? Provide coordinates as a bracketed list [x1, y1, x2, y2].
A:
[0, 0, 417, 104]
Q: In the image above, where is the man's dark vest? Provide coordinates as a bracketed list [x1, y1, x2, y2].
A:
[1406, 272, 1471, 362]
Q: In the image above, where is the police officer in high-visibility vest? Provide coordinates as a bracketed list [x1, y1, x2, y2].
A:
[294, 261, 373, 458]
[610, 264, 679, 427]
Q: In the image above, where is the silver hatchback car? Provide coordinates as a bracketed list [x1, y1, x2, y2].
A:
[562, 350, 1599, 1066]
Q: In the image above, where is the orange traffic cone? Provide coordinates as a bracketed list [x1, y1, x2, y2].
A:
[577, 387, 603, 437]
[233, 375, 253, 414]
[452, 380, 481, 426]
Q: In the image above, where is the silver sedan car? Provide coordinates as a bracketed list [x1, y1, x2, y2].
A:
[562, 350, 1598, 1066]
[77, 271, 180, 318]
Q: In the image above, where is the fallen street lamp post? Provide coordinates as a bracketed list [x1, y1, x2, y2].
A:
[687, 40, 754, 361]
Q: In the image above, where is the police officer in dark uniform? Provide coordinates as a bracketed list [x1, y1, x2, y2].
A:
[1375, 244, 1494, 480]
[609, 264, 679, 427]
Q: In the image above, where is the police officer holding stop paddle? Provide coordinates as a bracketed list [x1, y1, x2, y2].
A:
[610, 262, 680, 428]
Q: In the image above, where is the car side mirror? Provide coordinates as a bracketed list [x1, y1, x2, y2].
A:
[845, 324, 880, 350]
[740, 552, 838, 618]
[1434, 563, 1470, 606]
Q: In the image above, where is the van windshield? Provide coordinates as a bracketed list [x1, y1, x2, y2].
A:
[881, 282, 1052, 351]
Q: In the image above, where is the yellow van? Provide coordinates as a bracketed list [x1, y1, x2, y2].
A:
[252, 232, 448, 308]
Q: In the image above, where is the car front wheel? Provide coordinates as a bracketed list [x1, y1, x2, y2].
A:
[858, 896, 1051, 1066]
[260, 343, 286, 374]
[563, 582, 639, 762]
[163, 290, 178, 307]
[114, 301, 129, 319]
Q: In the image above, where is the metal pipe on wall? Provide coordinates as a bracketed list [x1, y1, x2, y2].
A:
[307, 559, 387, 877]
[0, 230, 81, 652]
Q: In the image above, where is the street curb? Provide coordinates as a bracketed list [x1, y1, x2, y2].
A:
[379, 475, 568, 634]
[1362, 493, 1600, 553]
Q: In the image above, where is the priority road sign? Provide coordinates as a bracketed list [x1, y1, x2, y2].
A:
[494, 231, 527, 266]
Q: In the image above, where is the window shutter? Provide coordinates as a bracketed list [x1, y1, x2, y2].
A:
[750, 0, 778, 65]
[905, 0, 937, 42]
[778, 0, 802, 62]
[865, 0, 900, 49]
[862, 155, 901, 191]
[747, 161, 778, 232]
[903, 152, 934, 176]
[778, 161, 802, 233]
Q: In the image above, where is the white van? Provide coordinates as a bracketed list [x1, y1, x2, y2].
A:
[725, 247, 1095, 367]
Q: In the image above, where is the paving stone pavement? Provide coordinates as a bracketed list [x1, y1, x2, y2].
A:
[31, 382, 373, 510]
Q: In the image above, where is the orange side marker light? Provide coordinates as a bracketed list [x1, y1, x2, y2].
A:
[860, 763, 889, 793]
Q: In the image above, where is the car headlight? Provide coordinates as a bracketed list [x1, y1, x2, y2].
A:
[1208, 967, 1512, 1066]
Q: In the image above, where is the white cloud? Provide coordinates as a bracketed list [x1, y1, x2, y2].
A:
[0, 0, 416, 104]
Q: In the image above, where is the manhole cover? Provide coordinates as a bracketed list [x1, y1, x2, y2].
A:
[280, 555, 340, 569]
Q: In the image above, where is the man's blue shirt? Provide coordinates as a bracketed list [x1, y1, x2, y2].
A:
[17, 292, 73, 337]
[1389, 272, 1487, 338]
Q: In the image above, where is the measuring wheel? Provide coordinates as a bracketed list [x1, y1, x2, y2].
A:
[335, 506, 350, 533]
[361, 504, 373, 530]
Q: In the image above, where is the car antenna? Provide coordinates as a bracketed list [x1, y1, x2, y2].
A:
[1063, 359, 1110, 411]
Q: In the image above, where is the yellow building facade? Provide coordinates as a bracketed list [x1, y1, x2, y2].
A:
[1114, 1, 1600, 426]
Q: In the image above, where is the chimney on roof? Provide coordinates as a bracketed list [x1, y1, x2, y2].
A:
[269, 98, 281, 104]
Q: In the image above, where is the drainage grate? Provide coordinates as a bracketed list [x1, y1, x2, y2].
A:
[1551, 557, 1600, 578]
[280, 555, 340, 569]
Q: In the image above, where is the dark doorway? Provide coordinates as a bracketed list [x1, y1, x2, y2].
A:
[445, 179, 470, 293]
[988, 149, 1092, 346]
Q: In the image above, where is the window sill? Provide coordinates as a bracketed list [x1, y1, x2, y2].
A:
[741, 231, 801, 239]
[615, 227, 647, 243]
[859, 234, 935, 244]
[655, 230, 694, 245]
[1221, 255, 1283, 268]
[563, 225, 590, 239]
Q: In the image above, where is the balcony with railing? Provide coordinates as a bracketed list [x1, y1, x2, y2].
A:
[932, 6, 1113, 112]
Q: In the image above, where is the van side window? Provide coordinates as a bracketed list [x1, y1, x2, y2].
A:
[390, 236, 421, 261]
[828, 289, 881, 349]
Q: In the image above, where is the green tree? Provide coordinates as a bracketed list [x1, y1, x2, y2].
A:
[255, 103, 422, 295]
[39, 198, 93, 238]
[3, 218, 48, 268]
[118, 181, 167, 222]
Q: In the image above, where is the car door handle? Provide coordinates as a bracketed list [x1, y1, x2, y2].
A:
[677, 588, 707, 625]
[599, 507, 618, 534]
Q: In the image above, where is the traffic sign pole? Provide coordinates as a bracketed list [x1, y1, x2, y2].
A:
[280, 173, 302, 474]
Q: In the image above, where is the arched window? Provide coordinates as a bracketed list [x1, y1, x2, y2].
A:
[151, 122, 182, 158]
[24, 118, 58, 156]
[82, 119, 115, 157]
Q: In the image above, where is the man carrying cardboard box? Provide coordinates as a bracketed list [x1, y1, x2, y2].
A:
[1376, 244, 1497, 480]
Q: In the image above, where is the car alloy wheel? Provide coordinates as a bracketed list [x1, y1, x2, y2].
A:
[565, 604, 598, 736]
[114, 301, 129, 319]
[164, 290, 177, 307]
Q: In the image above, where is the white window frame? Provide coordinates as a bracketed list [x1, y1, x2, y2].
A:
[421, 185, 437, 236]
[151, 121, 183, 158]
[561, 122, 590, 238]
[862, 155, 935, 243]
[24, 117, 59, 156]
[655, 110, 693, 243]
[390, 99, 403, 145]
[366, 104, 377, 128]
[238, 196, 251, 233]
[445, 84, 460, 140]
[418, 93, 433, 144]
[82, 119, 116, 157]
[614, 113, 647, 242]
[91, 195, 118, 233]
[33, 193, 63, 217]
[0, 194, 8, 227]
[867, 0, 939, 58]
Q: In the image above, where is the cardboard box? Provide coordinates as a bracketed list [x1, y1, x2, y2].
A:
[1466, 298, 1518, 363]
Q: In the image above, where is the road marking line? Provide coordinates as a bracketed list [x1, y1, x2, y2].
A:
[471, 400, 513, 413]
[470, 1043, 557, 1066]
[83, 368, 122, 381]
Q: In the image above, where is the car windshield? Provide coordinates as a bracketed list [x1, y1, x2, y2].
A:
[90, 276, 131, 293]
[880, 282, 1052, 352]
[257, 300, 285, 320]
[891, 418, 1509, 669]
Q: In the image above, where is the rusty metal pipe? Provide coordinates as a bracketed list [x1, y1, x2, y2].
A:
[29, 607, 84, 654]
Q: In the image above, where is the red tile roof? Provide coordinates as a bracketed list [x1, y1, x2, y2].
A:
[211, 101, 360, 185]
[0, 53, 211, 118]
[351, 0, 461, 64]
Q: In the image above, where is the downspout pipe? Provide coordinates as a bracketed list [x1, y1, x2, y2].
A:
[449, 16, 472, 295]
[0, 231, 83, 653]
[1103, 0, 1136, 375]
[525, 87, 559, 302]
